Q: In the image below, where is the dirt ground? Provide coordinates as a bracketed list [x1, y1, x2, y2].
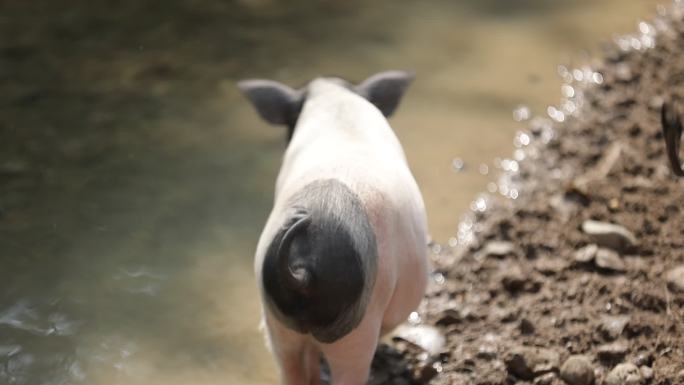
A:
[370, 4, 684, 385]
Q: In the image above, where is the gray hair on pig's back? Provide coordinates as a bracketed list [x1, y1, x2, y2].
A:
[261, 178, 378, 343]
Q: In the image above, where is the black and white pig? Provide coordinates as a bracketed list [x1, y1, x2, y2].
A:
[239, 71, 429, 385]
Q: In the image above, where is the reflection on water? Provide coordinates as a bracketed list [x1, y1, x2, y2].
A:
[0, 0, 661, 384]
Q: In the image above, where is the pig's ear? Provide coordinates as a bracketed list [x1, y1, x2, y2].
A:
[356, 70, 414, 117]
[237, 79, 303, 126]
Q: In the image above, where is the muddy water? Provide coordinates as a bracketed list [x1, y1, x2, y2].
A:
[0, 1, 661, 384]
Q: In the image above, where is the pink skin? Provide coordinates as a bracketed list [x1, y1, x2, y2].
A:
[255, 78, 428, 385]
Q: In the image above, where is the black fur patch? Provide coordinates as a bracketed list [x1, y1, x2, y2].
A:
[262, 179, 378, 343]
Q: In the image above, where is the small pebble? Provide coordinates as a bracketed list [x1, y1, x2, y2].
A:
[477, 343, 498, 360]
[392, 325, 445, 355]
[573, 244, 598, 263]
[504, 346, 560, 380]
[604, 363, 641, 385]
[597, 341, 629, 362]
[534, 256, 567, 275]
[533, 372, 557, 385]
[520, 318, 535, 335]
[560, 355, 595, 385]
[600, 315, 630, 340]
[581, 220, 637, 252]
[483, 241, 516, 258]
[595, 248, 626, 272]
[665, 265, 684, 292]
[500, 266, 527, 293]
[435, 309, 463, 327]
[640, 365, 654, 381]
[633, 352, 653, 367]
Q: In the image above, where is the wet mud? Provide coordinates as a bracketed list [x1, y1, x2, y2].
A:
[371, 4, 684, 385]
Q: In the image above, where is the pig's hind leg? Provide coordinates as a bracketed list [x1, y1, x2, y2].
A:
[320, 318, 380, 385]
[304, 343, 322, 385]
[263, 315, 312, 385]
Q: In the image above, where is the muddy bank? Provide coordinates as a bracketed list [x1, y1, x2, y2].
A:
[372, 3, 684, 385]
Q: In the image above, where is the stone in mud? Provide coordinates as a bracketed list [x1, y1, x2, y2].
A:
[573, 244, 598, 263]
[500, 266, 527, 293]
[597, 341, 629, 362]
[640, 366, 654, 382]
[560, 355, 594, 385]
[533, 372, 558, 385]
[581, 220, 637, 252]
[604, 363, 641, 385]
[595, 248, 626, 272]
[483, 241, 516, 258]
[633, 352, 653, 367]
[665, 265, 684, 292]
[392, 324, 445, 355]
[435, 309, 463, 327]
[504, 346, 560, 380]
[599, 315, 630, 340]
[534, 256, 567, 275]
[476, 343, 498, 360]
[519, 318, 535, 335]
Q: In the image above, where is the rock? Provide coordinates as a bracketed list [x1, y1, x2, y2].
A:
[665, 265, 684, 292]
[595, 248, 626, 272]
[476, 343, 498, 360]
[435, 309, 463, 327]
[534, 256, 567, 275]
[581, 220, 637, 252]
[639, 366, 653, 381]
[599, 315, 630, 340]
[476, 334, 500, 360]
[597, 341, 629, 362]
[483, 241, 516, 258]
[392, 325, 445, 355]
[560, 355, 594, 385]
[504, 346, 560, 380]
[500, 265, 530, 293]
[533, 372, 557, 385]
[573, 244, 598, 263]
[604, 363, 641, 385]
[519, 318, 535, 335]
[633, 352, 653, 367]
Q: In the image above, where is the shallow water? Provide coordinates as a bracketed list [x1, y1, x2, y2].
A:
[0, 0, 661, 384]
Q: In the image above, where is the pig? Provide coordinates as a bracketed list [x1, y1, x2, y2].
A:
[238, 71, 429, 385]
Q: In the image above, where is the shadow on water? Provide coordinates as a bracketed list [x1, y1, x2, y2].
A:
[0, 0, 661, 384]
